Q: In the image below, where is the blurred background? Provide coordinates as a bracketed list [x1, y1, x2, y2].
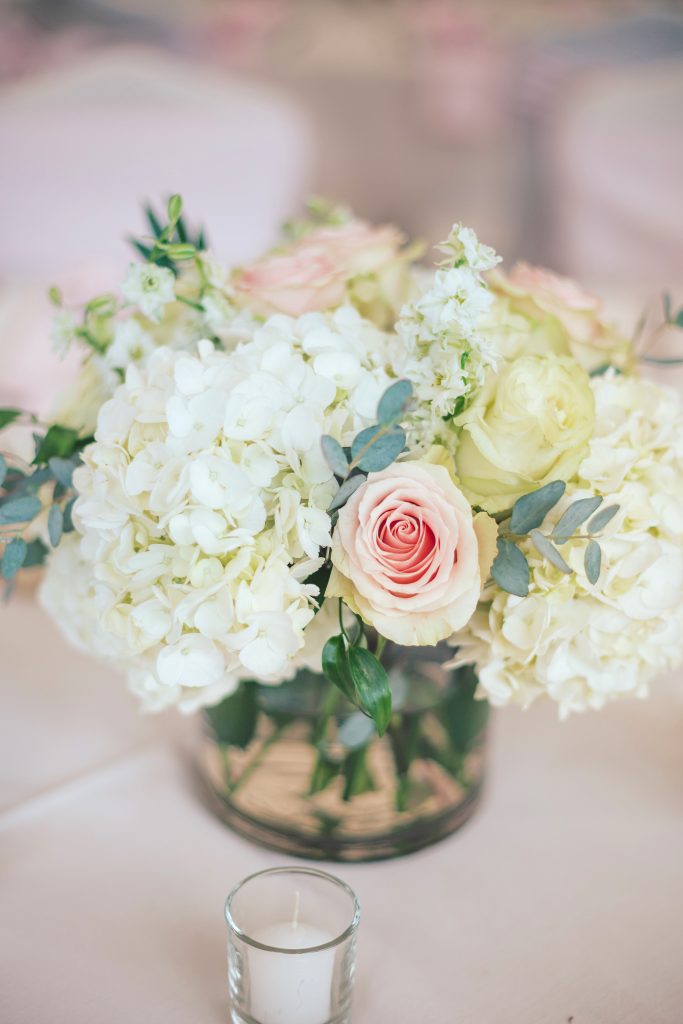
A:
[1, 0, 682, 410]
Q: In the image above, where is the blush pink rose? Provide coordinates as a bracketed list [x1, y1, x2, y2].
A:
[233, 220, 406, 318]
[328, 461, 497, 646]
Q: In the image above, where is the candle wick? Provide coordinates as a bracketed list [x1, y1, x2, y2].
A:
[292, 889, 300, 930]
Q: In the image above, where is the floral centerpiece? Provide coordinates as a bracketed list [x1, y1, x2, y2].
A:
[2, 197, 683, 860]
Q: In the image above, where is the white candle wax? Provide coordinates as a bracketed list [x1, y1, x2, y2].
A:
[248, 920, 335, 1024]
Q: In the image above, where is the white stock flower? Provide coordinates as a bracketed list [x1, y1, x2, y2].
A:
[452, 374, 683, 716]
[121, 262, 176, 322]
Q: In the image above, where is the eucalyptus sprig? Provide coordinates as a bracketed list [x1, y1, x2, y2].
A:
[321, 379, 414, 515]
[0, 416, 88, 593]
[489, 480, 620, 597]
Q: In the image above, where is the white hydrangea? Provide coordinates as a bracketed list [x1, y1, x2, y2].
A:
[395, 226, 500, 436]
[451, 374, 683, 716]
[44, 305, 396, 711]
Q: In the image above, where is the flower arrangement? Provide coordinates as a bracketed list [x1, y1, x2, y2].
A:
[2, 195, 683, 742]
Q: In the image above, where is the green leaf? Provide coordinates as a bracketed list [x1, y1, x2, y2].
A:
[308, 753, 340, 796]
[587, 504, 620, 534]
[0, 454, 6, 487]
[322, 635, 356, 703]
[0, 408, 22, 430]
[676, 309, 683, 329]
[304, 563, 332, 608]
[347, 646, 391, 736]
[48, 504, 63, 547]
[552, 496, 603, 543]
[204, 681, 259, 748]
[341, 747, 376, 801]
[0, 495, 41, 524]
[48, 285, 62, 307]
[529, 529, 572, 574]
[320, 435, 349, 478]
[444, 394, 466, 421]
[589, 363, 620, 378]
[1, 538, 27, 580]
[662, 291, 672, 321]
[33, 425, 80, 464]
[328, 473, 366, 513]
[441, 664, 489, 755]
[491, 537, 529, 597]
[510, 480, 566, 534]
[585, 540, 602, 584]
[351, 424, 405, 472]
[377, 379, 412, 426]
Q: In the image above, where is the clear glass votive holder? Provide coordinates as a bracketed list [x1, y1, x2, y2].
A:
[225, 866, 361, 1024]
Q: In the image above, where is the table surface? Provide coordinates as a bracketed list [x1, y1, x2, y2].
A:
[2, 592, 682, 1024]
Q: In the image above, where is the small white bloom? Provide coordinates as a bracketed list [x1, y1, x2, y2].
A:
[157, 634, 225, 689]
[105, 319, 154, 369]
[121, 262, 176, 322]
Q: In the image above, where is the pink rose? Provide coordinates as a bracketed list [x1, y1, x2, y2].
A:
[233, 220, 407, 319]
[328, 461, 497, 646]
[490, 262, 632, 371]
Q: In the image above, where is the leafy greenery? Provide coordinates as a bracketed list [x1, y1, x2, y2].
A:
[129, 195, 207, 275]
[321, 379, 413, 513]
[491, 537, 530, 597]
[529, 529, 571, 574]
[204, 681, 259, 748]
[584, 539, 602, 584]
[552, 496, 603, 543]
[509, 480, 566, 534]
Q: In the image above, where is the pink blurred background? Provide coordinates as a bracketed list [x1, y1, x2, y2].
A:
[1, 0, 682, 411]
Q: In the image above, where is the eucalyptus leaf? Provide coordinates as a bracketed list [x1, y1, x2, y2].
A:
[0, 496, 41, 524]
[529, 530, 572, 574]
[48, 456, 77, 488]
[348, 646, 391, 736]
[510, 480, 566, 534]
[48, 504, 63, 547]
[377, 379, 412, 426]
[1, 538, 27, 580]
[491, 538, 529, 597]
[23, 539, 48, 568]
[328, 474, 366, 513]
[585, 540, 602, 584]
[552, 496, 603, 543]
[0, 454, 6, 487]
[351, 425, 405, 473]
[587, 504, 619, 534]
[62, 497, 77, 534]
[0, 408, 22, 430]
[320, 435, 349, 478]
[322, 635, 356, 703]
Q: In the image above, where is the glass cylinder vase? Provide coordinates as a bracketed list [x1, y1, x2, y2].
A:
[198, 648, 488, 862]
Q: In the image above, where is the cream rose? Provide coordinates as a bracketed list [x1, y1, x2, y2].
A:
[456, 353, 595, 513]
[487, 263, 633, 373]
[327, 462, 497, 645]
[233, 221, 411, 323]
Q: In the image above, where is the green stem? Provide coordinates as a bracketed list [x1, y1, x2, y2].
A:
[375, 635, 387, 661]
[229, 723, 286, 795]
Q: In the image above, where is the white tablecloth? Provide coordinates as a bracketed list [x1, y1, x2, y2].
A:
[2, 592, 683, 1023]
